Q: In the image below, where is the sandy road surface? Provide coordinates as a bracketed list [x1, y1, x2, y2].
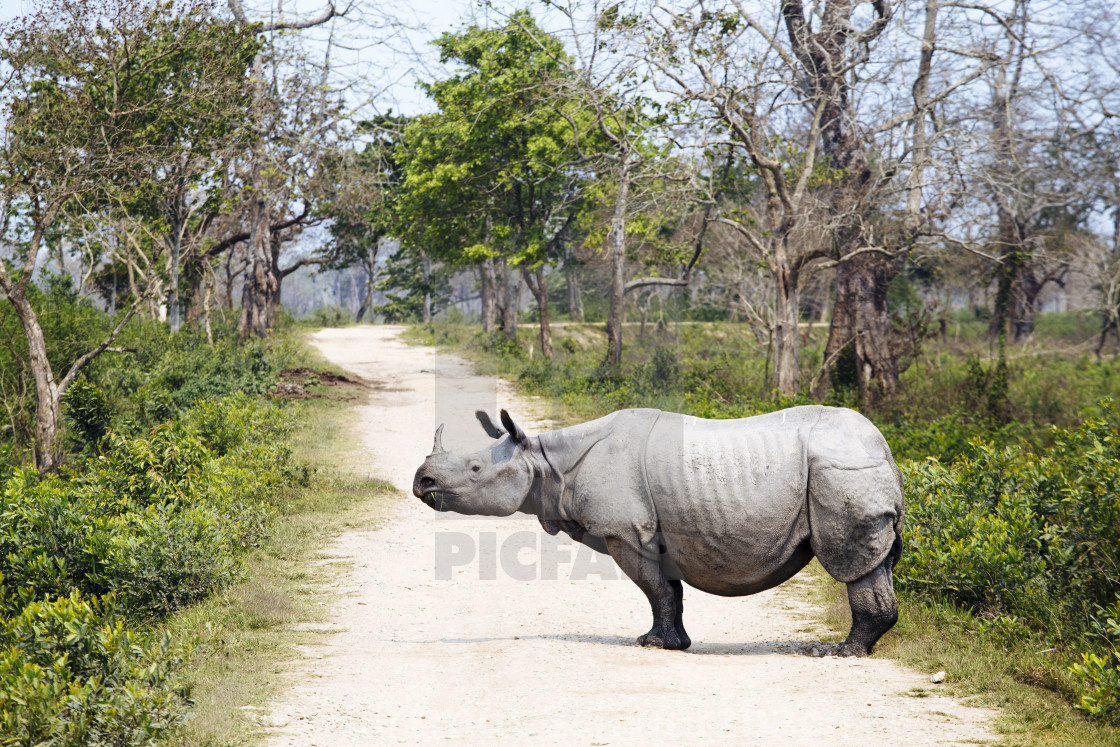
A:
[262, 325, 996, 746]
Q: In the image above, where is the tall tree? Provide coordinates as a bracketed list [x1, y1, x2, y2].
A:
[639, 0, 992, 400]
[320, 118, 403, 321]
[227, 0, 343, 338]
[519, 1, 703, 365]
[396, 10, 583, 357]
[0, 0, 256, 471]
[968, 0, 1114, 343]
[641, 2, 862, 395]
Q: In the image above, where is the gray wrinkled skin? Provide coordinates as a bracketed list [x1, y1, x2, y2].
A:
[412, 406, 904, 656]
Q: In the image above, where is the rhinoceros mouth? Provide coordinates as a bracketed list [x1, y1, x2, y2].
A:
[420, 490, 456, 509]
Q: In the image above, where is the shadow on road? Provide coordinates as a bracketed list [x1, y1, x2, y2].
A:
[392, 633, 838, 656]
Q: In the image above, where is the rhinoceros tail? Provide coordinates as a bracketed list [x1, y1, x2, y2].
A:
[889, 522, 903, 570]
[889, 464, 904, 570]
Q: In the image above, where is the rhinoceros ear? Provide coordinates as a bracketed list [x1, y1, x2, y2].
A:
[500, 409, 527, 444]
[476, 410, 505, 439]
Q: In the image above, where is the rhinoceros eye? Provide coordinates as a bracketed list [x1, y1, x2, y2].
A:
[471, 464, 481, 473]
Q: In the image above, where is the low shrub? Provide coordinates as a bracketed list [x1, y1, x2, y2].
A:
[1071, 652, 1120, 725]
[902, 406, 1120, 633]
[2, 395, 291, 619]
[900, 402, 1120, 722]
[0, 587, 191, 746]
[0, 395, 298, 743]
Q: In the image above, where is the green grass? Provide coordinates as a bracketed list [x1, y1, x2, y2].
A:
[808, 564, 1120, 746]
[163, 365, 400, 745]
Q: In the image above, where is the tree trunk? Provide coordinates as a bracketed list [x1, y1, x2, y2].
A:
[988, 230, 1040, 342]
[481, 258, 497, 332]
[223, 248, 237, 310]
[357, 245, 377, 322]
[185, 257, 206, 322]
[773, 266, 800, 396]
[1010, 264, 1039, 341]
[238, 188, 275, 337]
[823, 251, 901, 404]
[564, 243, 584, 322]
[168, 214, 183, 334]
[1098, 311, 1119, 358]
[638, 293, 650, 340]
[522, 266, 552, 359]
[502, 261, 518, 340]
[7, 288, 62, 472]
[240, 214, 287, 338]
[569, 269, 584, 322]
[606, 161, 631, 365]
[420, 252, 432, 323]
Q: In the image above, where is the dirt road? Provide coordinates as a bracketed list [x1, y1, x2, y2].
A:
[262, 325, 995, 745]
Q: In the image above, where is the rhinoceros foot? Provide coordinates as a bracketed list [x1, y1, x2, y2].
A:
[638, 625, 691, 651]
[833, 641, 870, 657]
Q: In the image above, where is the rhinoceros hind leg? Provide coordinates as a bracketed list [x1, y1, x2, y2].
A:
[836, 560, 898, 657]
[669, 580, 691, 650]
[606, 538, 691, 651]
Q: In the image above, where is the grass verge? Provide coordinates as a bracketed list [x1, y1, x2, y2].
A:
[164, 374, 399, 745]
[807, 564, 1120, 746]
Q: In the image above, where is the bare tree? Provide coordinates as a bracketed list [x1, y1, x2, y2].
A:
[962, 1, 1114, 343]
[638, 2, 860, 395]
[630, 0, 996, 400]
[227, 0, 346, 337]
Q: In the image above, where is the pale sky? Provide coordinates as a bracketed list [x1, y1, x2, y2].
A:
[0, 0, 500, 117]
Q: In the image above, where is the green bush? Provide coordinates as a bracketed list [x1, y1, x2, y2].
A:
[63, 381, 112, 450]
[135, 336, 276, 419]
[0, 586, 191, 746]
[902, 406, 1120, 632]
[1071, 652, 1120, 725]
[1070, 598, 1120, 724]
[0, 394, 298, 744]
[899, 445, 1051, 620]
[900, 402, 1120, 722]
[1, 396, 291, 619]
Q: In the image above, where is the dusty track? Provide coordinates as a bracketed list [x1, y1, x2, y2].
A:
[262, 325, 996, 746]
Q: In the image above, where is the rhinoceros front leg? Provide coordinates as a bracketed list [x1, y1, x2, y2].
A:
[837, 560, 898, 657]
[604, 537, 691, 651]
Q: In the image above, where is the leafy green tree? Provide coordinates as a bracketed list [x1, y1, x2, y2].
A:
[106, 8, 256, 333]
[516, 3, 700, 366]
[0, 0, 257, 471]
[375, 243, 454, 323]
[395, 10, 585, 357]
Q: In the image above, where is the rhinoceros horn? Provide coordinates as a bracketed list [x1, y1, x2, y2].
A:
[431, 424, 446, 454]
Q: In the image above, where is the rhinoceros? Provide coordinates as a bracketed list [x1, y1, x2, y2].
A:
[412, 405, 904, 656]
